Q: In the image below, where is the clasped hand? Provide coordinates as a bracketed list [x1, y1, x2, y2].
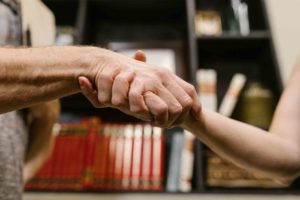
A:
[79, 50, 201, 128]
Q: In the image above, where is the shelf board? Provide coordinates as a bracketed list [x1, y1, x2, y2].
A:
[197, 31, 270, 40]
[24, 192, 300, 200]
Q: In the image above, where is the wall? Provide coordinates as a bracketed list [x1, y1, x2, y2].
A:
[265, 0, 300, 85]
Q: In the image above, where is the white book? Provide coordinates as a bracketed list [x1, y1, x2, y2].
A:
[197, 69, 217, 111]
[179, 130, 196, 192]
[219, 73, 246, 117]
[238, 3, 250, 36]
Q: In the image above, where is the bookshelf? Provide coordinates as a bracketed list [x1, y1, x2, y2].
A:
[29, 0, 299, 197]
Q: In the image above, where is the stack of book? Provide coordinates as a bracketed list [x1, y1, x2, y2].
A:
[25, 118, 164, 191]
[196, 69, 283, 188]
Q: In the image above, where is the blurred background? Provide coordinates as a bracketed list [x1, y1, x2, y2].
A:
[23, 0, 300, 199]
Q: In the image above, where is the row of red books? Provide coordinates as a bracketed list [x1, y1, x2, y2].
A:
[25, 118, 165, 191]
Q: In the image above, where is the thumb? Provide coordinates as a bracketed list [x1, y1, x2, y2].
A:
[133, 50, 147, 62]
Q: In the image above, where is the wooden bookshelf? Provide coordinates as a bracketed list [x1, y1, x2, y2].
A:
[38, 0, 299, 195]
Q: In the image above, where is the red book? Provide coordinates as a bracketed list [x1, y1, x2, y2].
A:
[83, 122, 98, 189]
[150, 127, 164, 191]
[92, 125, 109, 189]
[114, 125, 125, 190]
[106, 125, 117, 190]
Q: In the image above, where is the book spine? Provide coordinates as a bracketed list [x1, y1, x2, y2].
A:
[131, 124, 143, 190]
[114, 125, 125, 190]
[106, 125, 117, 190]
[179, 130, 196, 192]
[141, 125, 152, 190]
[122, 125, 134, 190]
[83, 123, 97, 189]
[219, 73, 246, 117]
[151, 127, 163, 191]
[166, 131, 184, 192]
[197, 69, 217, 111]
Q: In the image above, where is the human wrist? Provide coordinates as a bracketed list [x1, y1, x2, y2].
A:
[80, 46, 115, 87]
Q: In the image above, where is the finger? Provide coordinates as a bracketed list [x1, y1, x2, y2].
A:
[96, 65, 121, 105]
[128, 79, 151, 120]
[111, 71, 135, 109]
[78, 76, 100, 107]
[155, 84, 182, 127]
[143, 91, 168, 127]
[162, 77, 193, 125]
[173, 75, 202, 121]
[133, 50, 146, 62]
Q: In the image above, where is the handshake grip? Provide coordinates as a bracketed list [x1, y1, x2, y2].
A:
[78, 50, 201, 128]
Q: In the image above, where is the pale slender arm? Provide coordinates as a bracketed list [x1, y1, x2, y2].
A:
[182, 58, 300, 183]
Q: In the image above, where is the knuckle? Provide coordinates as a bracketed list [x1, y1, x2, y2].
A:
[115, 75, 127, 83]
[129, 90, 140, 100]
[182, 96, 193, 108]
[185, 83, 197, 96]
[155, 67, 168, 77]
[111, 96, 126, 107]
[131, 106, 147, 115]
[98, 94, 110, 105]
[170, 104, 183, 116]
[99, 73, 113, 84]
[155, 104, 168, 116]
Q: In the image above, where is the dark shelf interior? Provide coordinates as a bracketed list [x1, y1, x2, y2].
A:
[43, 0, 79, 26]
[86, 0, 187, 44]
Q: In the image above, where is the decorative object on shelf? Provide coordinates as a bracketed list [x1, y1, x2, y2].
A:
[229, 0, 250, 35]
[195, 11, 222, 36]
[108, 41, 185, 76]
[239, 82, 275, 129]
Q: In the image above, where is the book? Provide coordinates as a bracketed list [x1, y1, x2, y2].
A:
[121, 125, 134, 189]
[106, 125, 117, 190]
[219, 73, 246, 117]
[25, 119, 166, 192]
[131, 125, 143, 190]
[140, 125, 152, 190]
[197, 69, 217, 111]
[114, 126, 125, 190]
[166, 131, 184, 192]
[151, 127, 164, 190]
[179, 130, 196, 192]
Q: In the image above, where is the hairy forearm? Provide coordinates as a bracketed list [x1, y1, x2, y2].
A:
[182, 109, 300, 182]
[0, 46, 107, 113]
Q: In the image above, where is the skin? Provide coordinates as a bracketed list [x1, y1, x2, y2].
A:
[0, 46, 201, 126]
[23, 100, 60, 183]
[181, 57, 300, 184]
[81, 52, 300, 184]
[0, 46, 201, 181]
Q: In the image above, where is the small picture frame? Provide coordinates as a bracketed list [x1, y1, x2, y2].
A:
[107, 41, 187, 78]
